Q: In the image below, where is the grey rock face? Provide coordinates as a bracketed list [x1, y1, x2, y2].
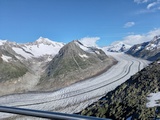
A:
[38, 41, 117, 91]
[126, 36, 160, 61]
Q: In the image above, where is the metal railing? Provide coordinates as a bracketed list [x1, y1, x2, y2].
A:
[0, 106, 109, 120]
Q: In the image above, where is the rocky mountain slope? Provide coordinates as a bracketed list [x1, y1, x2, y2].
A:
[126, 35, 160, 61]
[0, 38, 116, 95]
[37, 40, 117, 91]
[103, 41, 131, 52]
[0, 47, 27, 82]
[79, 59, 160, 119]
[0, 37, 64, 95]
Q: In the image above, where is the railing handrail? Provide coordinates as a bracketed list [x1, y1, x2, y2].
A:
[0, 106, 109, 120]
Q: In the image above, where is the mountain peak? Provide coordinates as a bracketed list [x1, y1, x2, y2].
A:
[36, 37, 55, 44]
[152, 35, 160, 42]
[103, 41, 131, 52]
[0, 40, 7, 46]
[39, 40, 115, 91]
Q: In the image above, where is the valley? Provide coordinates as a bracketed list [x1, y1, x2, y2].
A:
[0, 52, 150, 119]
[0, 1, 159, 119]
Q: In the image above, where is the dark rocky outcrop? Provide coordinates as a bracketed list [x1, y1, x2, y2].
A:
[80, 59, 160, 120]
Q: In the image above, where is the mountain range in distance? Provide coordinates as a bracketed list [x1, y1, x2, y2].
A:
[1, 35, 159, 61]
[126, 35, 160, 61]
[0, 35, 160, 119]
[103, 41, 132, 53]
[0, 35, 159, 95]
[0, 35, 160, 96]
[104, 35, 160, 61]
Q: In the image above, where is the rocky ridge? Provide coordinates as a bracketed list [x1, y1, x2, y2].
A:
[0, 37, 64, 95]
[37, 40, 117, 91]
[126, 35, 160, 61]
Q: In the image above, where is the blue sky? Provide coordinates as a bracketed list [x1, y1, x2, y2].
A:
[0, 0, 160, 46]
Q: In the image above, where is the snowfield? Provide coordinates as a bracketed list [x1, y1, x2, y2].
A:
[12, 37, 64, 60]
[146, 92, 160, 108]
[0, 52, 150, 119]
[1, 54, 12, 62]
[0, 40, 7, 46]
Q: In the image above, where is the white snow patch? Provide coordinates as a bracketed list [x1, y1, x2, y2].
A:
[75, 41, 94, 53]
[13, 43, 62, 59]
[146, 92, 160, 107]
[1, 54, 12, 62]
[12, 47, 33, 59]
[135, 46, 142, 51]
[79, 54, 89, 58]
[146, 44, 157, 50]
[157, 61, 160, 64]
[46, 56, 53, 61]
[103, 41, 131, 52]
[150, 44, 157, 47]
[0, 40, 7, 46]
[23, 44, 60, 57]
[36, 37, 64, 47]
[95, 51, 100, 54]
[75, 42, 89, 51]
[15, 56, 23, 61]
[36, 37, 54, 44]
[11, 37, 64, 60]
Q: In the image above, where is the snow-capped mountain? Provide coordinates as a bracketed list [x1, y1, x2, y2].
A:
[0, 40, 7, 46]
[12, 37, 64, 60]
[0, 37, 64, 61]
[126, 35, 160, 61]
[0, 37, 65, 95]
[38, 40, 116, 91]
[145, 35, 160, 50]
[103, 41, 131, 52]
